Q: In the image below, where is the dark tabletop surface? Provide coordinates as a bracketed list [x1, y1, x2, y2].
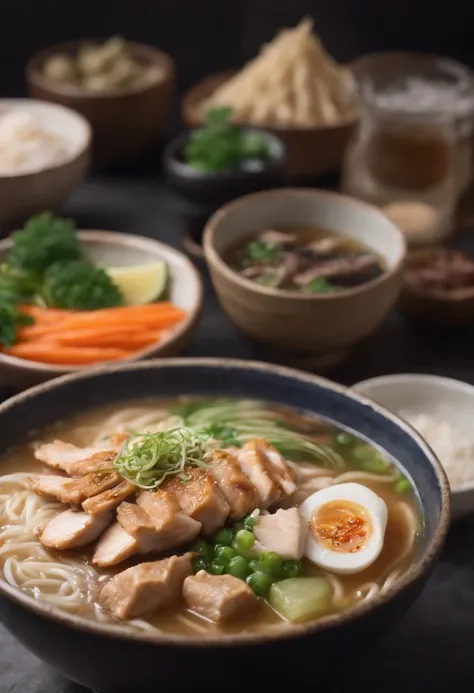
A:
[2, 172, 474, 693]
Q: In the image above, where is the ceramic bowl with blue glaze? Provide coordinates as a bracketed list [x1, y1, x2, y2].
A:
[0, 358, 450, 693]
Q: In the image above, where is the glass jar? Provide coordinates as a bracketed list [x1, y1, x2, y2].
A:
[342, 56, 474, 245]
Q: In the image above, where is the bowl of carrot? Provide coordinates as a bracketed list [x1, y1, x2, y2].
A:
[0, 212, 203, 389]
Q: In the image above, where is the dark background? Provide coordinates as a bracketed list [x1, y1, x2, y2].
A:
[2, 0, 474, 108]
[2, 2, 474, 692]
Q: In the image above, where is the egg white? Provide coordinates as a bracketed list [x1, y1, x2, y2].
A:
[299, 483, 388, 575]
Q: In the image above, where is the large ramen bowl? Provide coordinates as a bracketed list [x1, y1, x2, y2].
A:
[0, 359, 449, 692]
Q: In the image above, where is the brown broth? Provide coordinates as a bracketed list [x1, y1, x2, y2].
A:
[0, 398, 421, 637]
[227, 226, 385, 293]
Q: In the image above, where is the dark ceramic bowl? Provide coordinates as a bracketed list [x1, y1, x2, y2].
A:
[163, 129, 287, 207]
[0, 359, 449, 693]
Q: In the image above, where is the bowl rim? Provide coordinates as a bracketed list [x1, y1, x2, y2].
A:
[26, 39, 175, 100]
[0, 230, 203, 373]
[203, 187, 407, 301]
[163, 129, 287, 182]
[0, 357, 450, 648]
[353, 372, 474, 494]
[182, 69, 359, 133]
[0, 98, 91, 179]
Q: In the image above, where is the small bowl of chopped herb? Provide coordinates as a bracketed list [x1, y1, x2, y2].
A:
[164, 108, 286, 256]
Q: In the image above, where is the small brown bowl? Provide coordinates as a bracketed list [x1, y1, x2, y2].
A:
[182, 70, 357, 178]
[400, 248, 474, 327]
[0, 230, 203, 390]
[203, 188, 406, 362]
[27, 40, 176, 168]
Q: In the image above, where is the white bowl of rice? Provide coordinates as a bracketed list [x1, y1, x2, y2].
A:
[353, 373, 474, 521]
[0, 99, 90, 225]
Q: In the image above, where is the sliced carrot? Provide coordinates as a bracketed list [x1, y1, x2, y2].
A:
[19, 306, 74, 323]
[59, 308, 185, 331]
[5, 343, 132, 366]
[49, 329, 161, 350]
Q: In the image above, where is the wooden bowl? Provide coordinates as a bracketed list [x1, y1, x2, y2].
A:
[27, 40, 176, 168]
[181, 70, 357, 178]
[203, 188, 406, 360]
[0, 99, 90, 227]
[0, 231, 203, 390]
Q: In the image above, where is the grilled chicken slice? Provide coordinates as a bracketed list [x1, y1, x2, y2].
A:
[100, 553, 193, 620]
[93, 522, 139, 568]
[164, 468, 230, 534]
[183, 571, 257, 623]
[234, 440, 283, 509]
[34, 440, 118, 476]
[116, 502, 164, 552]
[66, 450, 118, 477]
[40, 509, 111, 550]
[82, 480, 136, 516]
[58, 471, 122, 505]
[252, 440, 297, 496]
[137, 490, 201, 549]
[29, 474, 68, 501]
[254, 508, 307, 560]
[207, 451, 258, 520]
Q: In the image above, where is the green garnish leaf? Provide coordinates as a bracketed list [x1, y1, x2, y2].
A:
[184, 107, 270, 173]
[256, 272, 278, 287]
[244, 241, 278, 263]
[0, 299, 34, 347]
[394, 476, 411, 494]
[6, 212, 82, 274]
[303, 277, 336, 294]
[42, 260, 124, 310]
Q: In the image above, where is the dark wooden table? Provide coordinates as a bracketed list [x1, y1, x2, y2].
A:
[1, 174, 474, 693]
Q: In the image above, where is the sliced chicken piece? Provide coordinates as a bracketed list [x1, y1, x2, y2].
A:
[254, 508, 308, 560]
[252, 439, 297, 496]
[66, 450, 118, 477]
[100, 553, 194, 620]
[137, 490, 201, 549]
[207, 451, 258, 520]
[34, 440, 118, 476]
[235, 440, 283, 509]
[116, 502, 163, 553]
[58, 470, 122, 505]
[40, 509, 111, 550]
[163, 468, 230, 534]
[29, 474, 67, 501]
[305, 237, 345, 254]
[82, 480, 136, 516]
[93, 522, 139, 568]
[183, 571, 257, 623]
[258, 229, 297, 245]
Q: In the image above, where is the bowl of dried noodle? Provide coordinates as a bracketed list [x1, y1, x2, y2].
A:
[182, 19, 358, 178]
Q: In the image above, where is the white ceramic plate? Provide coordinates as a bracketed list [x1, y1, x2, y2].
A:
[353, 373, 474, 522]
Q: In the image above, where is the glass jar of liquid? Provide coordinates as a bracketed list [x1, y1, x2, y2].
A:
[342, 56, 474, 245]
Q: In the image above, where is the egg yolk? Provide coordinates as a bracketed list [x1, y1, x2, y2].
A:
[310, 500, 372, 553]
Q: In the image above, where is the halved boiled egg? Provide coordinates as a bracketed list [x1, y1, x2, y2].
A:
[299, 483, 387, 575]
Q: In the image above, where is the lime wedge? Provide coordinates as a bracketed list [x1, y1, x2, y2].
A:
[106, 261, 168, 306]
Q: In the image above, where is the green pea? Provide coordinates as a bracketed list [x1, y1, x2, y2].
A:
[281, 560, 302, 579]
[246, 571, 274, 597]
[248, 559, 261, 573]
[260, 552, 282, 574]
[394, 476, 411, 494]
[192, 557, 208, 574]
[233, 529, 255, 557]
[214, 545, 236, 564]
[209, 560, 226, 575]
[227, 556, 250, 581]
[192, 538, 213, 563]
[213, 529, 234, 546]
